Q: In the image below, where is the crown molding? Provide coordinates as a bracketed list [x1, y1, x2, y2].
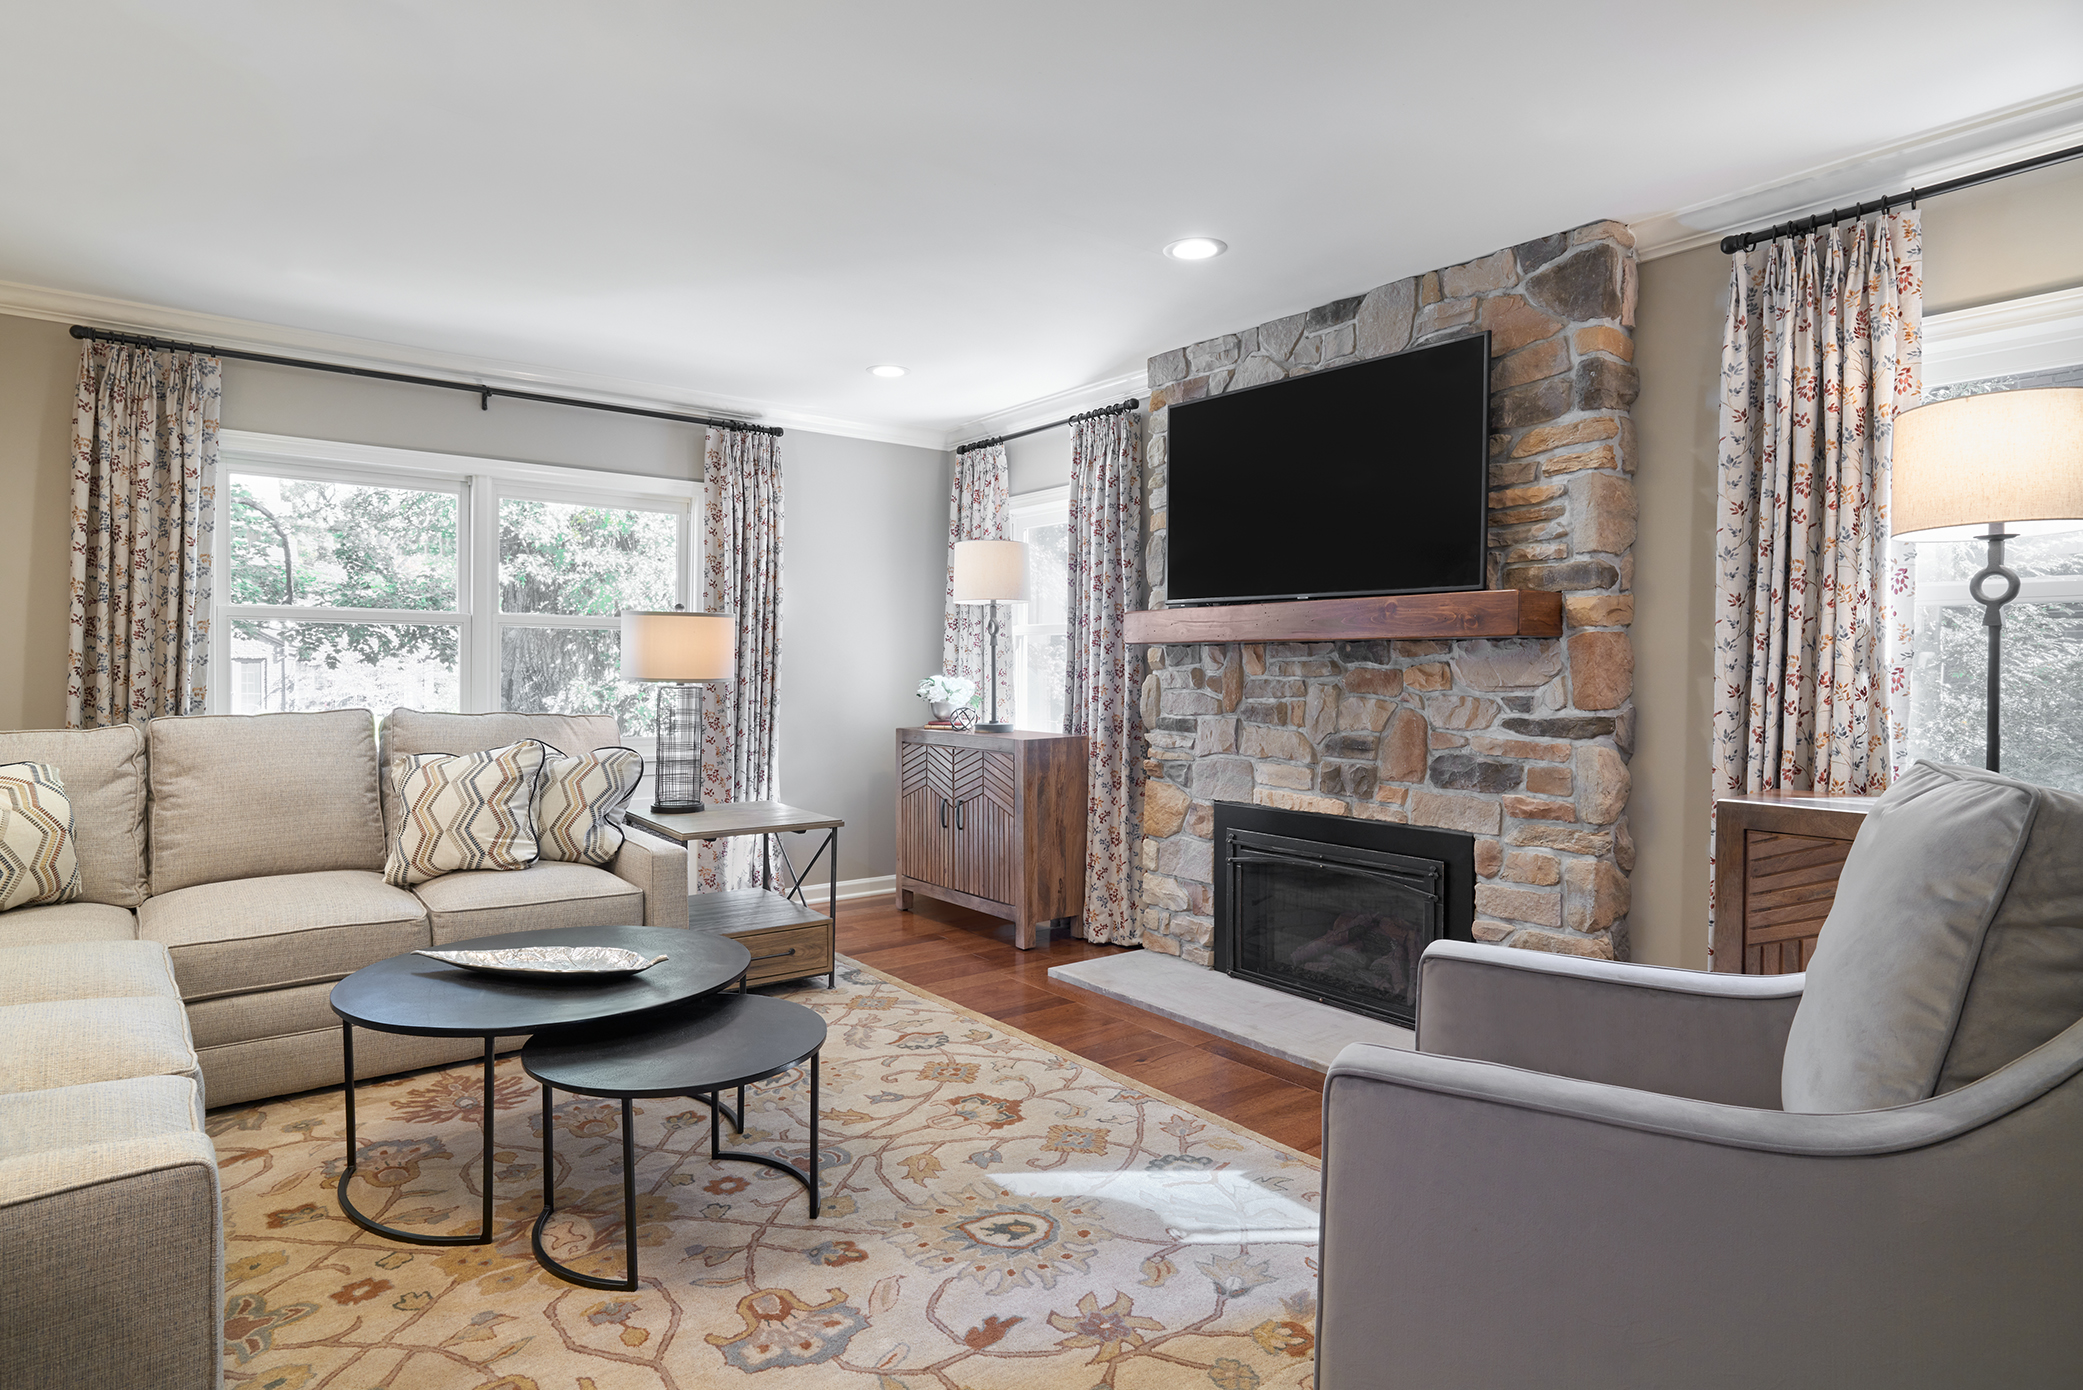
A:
[1923, 285, 2083, 389]
[1630, 86, 2083, 261]
[943, 367, 1149, 451]
[0, 277, 949, 452]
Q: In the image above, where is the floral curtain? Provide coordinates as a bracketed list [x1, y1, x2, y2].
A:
[67, 340, 221, 729]
[1709, 210, 1922, 946]
[698, 426, 784, 891]
[941, 443, 1011, 718]
[1065, 409, 1142, 945]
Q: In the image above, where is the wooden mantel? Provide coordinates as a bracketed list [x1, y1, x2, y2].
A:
[1123, 589, 1561, 645]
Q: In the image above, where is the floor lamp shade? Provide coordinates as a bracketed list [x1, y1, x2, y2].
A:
[950, 540, 1025, 731]
[1892, 388, 2083, 772]
[621, 610, 736, 813]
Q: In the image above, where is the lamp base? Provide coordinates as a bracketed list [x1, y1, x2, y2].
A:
[975, 722, 1014, 733]
[650, 799, 705, 815]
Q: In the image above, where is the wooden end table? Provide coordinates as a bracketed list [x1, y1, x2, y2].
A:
[627, 801, 844, 990]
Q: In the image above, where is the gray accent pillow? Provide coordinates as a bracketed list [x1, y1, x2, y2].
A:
[1783, 761, 2083, 1113]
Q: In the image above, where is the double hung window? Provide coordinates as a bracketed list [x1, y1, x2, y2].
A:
[1008, 487, 1070, 733]
[1902, 298, 2083, 789]
[216, 433, 694, 731]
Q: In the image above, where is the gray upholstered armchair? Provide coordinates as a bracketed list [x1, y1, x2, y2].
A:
[1315, 762, 2083, 1389]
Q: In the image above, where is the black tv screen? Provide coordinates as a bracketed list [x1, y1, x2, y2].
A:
[1166, 332, 1491, 605]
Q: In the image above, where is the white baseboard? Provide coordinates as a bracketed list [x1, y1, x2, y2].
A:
[833, 874, 896, 902]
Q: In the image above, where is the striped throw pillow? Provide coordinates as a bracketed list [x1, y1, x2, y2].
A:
[1, 762, 83, 913]
[384, 740, 549, 887]
[534, 745, 645, 865]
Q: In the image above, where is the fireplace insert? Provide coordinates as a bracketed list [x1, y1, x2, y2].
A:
[1213, 802, 1475, 1029]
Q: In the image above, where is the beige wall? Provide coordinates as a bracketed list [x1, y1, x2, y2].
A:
[0, 312, 949, 879]
[1627, 158, 2083, 969]
[0, 315, 79, 731]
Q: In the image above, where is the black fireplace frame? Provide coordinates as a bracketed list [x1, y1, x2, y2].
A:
[1212, 801, 1475, 1028]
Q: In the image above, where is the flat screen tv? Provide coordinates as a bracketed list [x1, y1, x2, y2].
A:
[1165, 332, 1491, 605]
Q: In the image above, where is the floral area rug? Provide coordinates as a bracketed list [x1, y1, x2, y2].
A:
[210, 958, 1322, 1390]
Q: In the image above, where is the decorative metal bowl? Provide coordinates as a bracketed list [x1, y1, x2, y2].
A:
[414, 945, 668, 981]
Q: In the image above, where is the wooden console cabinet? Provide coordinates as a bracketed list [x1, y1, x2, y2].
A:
[1712, 791, 1879, 974]
[895, 727, 1087, 949]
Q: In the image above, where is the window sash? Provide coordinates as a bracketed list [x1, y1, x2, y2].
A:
[214, 430, 696, 718]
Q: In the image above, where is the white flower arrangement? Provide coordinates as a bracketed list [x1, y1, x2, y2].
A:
[916, 673, 976, 706]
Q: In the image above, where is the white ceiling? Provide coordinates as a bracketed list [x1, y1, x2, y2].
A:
[3, 1, 2080, 442]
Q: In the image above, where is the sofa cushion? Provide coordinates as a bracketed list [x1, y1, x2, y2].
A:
[0, 941, 180, 1007]
[382, 709, 620, 843]
[138, 869, 428, 1001]
[535, 745, 644, 865]
[385, 740, 548, 887]
[148, 709, 385, 895]
[1782, 761, 2083, 1112]
[0, 726, 147, 908]
[0, 901, 136, 948]
[0, 1076, 203, 1169]
[413, 861, 645, 944]
[0, 762, 82, 913]
[0, 997, 198, 1095]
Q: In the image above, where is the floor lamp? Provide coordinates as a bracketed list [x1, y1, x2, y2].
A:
[620, 608, 736, 813]
[1893, 388, 2083, 772]
[951, 539, 1026, 733]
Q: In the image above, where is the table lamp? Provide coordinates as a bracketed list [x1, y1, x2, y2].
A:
[951, 539, 1026, 733]
[620, 608, 736, 812]
[1893, 387, 2083, 771]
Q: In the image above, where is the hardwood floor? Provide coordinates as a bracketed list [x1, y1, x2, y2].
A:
[834, 893, 1326, 1156]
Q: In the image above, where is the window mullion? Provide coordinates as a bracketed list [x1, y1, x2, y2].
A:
[467, 476, 499, 712]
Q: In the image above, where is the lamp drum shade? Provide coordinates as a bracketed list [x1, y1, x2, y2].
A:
[951, 539, 1027, 603]
[619, 610, 736, 682]
[1893, 388, 2083, 536]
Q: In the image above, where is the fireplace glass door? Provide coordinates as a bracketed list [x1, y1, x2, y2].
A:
[1223, 828, 1445, 1027]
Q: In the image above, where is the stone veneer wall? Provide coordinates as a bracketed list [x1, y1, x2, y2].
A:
[1135, 220, 1640, 964]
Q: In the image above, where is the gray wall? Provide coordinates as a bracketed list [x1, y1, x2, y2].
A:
[1627, 158, 2083, 969]
[776, 429, 951, 879]
[0, 314, 949, 879]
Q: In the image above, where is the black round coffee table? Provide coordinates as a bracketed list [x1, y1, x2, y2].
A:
[521, 992, 828, 1289]
[329, 924, 751, 1247]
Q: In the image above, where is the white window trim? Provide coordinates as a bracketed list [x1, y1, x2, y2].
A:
[1923, 285, 2083, 391]
[213, 429, 698, 717]
[1008, 485, 1070, 732]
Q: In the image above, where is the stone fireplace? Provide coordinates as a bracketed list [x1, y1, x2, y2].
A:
[1134, 220, 1638, 967]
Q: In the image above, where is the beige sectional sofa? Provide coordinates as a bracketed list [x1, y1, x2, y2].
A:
[0, 707, 688, 1390]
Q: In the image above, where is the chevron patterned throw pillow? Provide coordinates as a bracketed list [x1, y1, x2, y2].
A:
[534, 745, 645, 866]
[1, 761, 83, 913]
[384, 739, 550, 887]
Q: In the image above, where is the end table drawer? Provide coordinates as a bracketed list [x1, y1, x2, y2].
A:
[740, 924, 834, 984]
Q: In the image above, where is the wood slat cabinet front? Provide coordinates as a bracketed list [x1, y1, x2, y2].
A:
[1712, 792, 1879, 974]
[895, 727, 1088, 949]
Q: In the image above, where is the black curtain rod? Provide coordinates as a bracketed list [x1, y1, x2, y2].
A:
[67, 324, 782, 435]
[1719, 141, 2083, 254]
[954, 396, 1141, 455]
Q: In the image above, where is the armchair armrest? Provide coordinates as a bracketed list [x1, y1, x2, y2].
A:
[1416, 939, 1803, 1107]
[609, 826, 688, 930]
[1317, 1025, 2083, 1389]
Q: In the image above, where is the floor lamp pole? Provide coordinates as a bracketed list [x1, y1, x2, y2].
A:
[1970, 523, 2021, 773]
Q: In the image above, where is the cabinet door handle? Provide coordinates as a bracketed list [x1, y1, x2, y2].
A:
[940, 798, 949, 828]
[956, 799, 965, 830]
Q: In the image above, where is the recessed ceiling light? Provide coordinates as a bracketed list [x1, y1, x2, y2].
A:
[868, 364, 908, 378]
[1164, 237, 1228, 261]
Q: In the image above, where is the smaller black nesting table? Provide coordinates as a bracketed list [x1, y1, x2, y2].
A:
[329, 925, 751, 1246]
[521, 992, 829, 1290]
